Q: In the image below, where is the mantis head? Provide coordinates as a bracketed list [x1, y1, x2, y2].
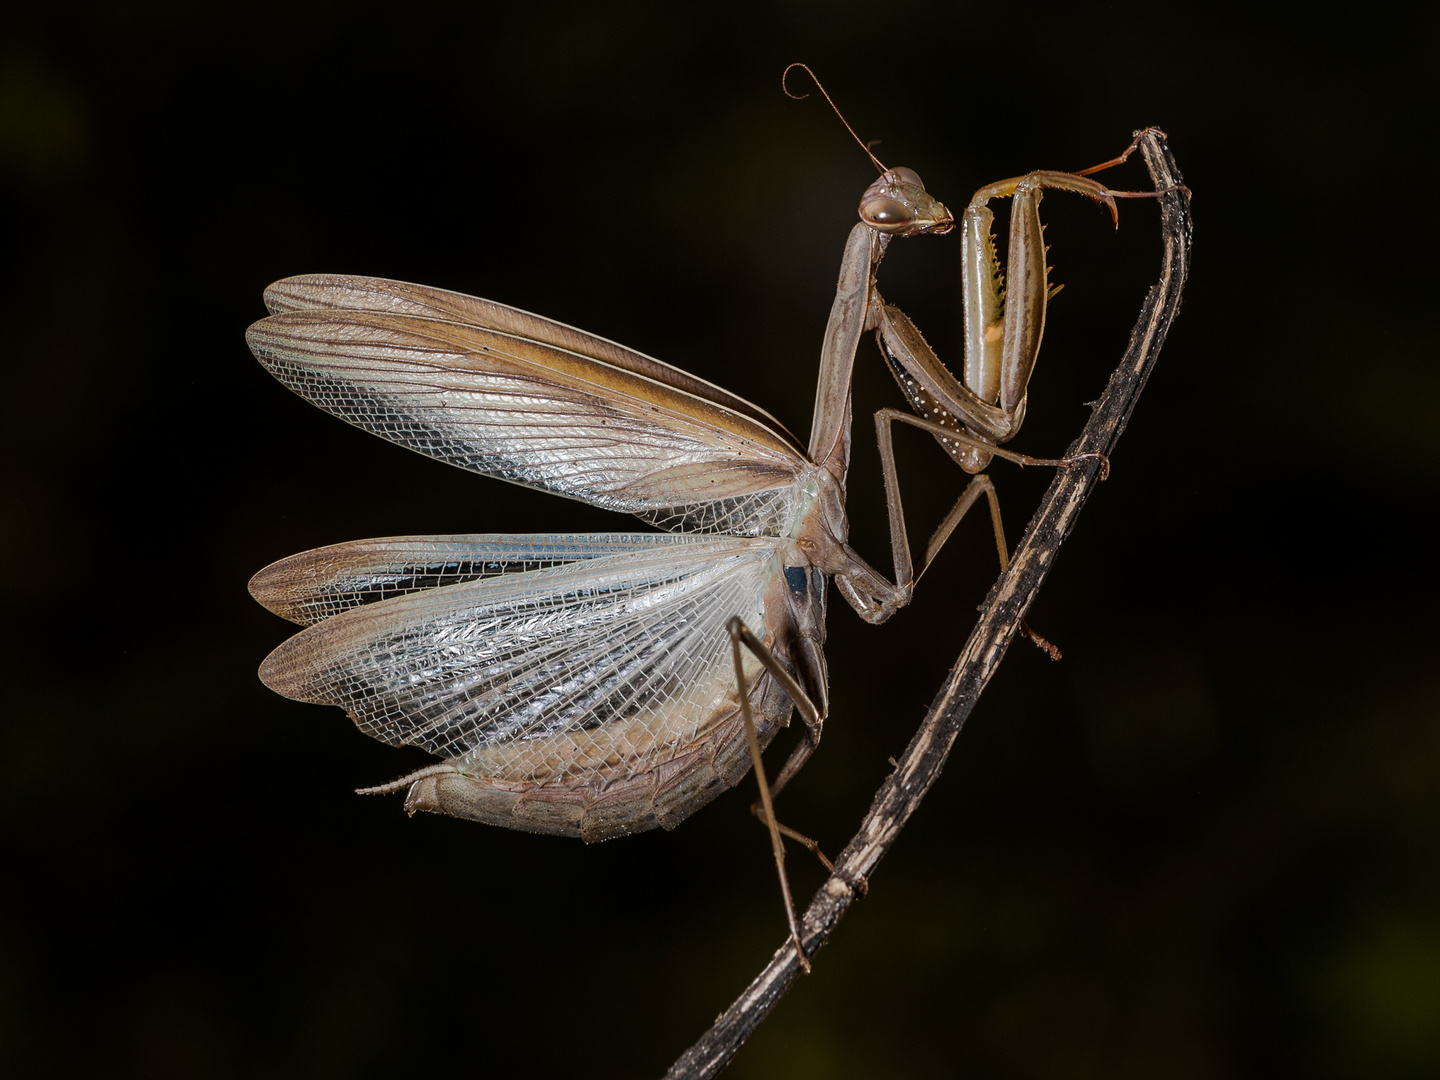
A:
[859, 167, 954, 237]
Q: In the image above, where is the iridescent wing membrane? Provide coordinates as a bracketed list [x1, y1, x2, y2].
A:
[254, 531, 776, 767]
[248, 278, 814, 840]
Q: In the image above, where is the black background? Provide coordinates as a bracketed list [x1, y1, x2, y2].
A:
[3, 3, 1437, 1077]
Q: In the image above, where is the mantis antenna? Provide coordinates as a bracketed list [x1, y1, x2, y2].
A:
[782, 62, 888, 174]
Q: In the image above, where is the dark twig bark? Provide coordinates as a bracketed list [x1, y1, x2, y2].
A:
[665, 131, 1192, 1080]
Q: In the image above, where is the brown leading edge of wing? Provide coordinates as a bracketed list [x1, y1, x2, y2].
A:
[246, 309, 805, 513]
[261, 274, 806, 454]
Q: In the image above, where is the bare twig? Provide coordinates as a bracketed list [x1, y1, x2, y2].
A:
[665, 130, 1192, 1080]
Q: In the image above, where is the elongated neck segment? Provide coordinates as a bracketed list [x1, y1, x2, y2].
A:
[808, 223, 884, 471]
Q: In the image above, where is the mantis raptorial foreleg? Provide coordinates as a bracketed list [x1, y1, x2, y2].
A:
[863, 133, 1180, 607]
[789, 64, 1168, 610]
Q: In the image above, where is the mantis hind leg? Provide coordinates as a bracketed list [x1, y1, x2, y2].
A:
[726, 616, 842, 973]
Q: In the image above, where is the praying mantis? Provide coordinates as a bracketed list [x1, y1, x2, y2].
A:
[245, 70, 1169, 968]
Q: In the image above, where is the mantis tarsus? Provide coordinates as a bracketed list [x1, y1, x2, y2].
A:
[246, 71, 1170, 968]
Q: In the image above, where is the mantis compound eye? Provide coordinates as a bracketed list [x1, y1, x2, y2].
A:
[888, 167, 923, 187]
[859, 197, 915, 232]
